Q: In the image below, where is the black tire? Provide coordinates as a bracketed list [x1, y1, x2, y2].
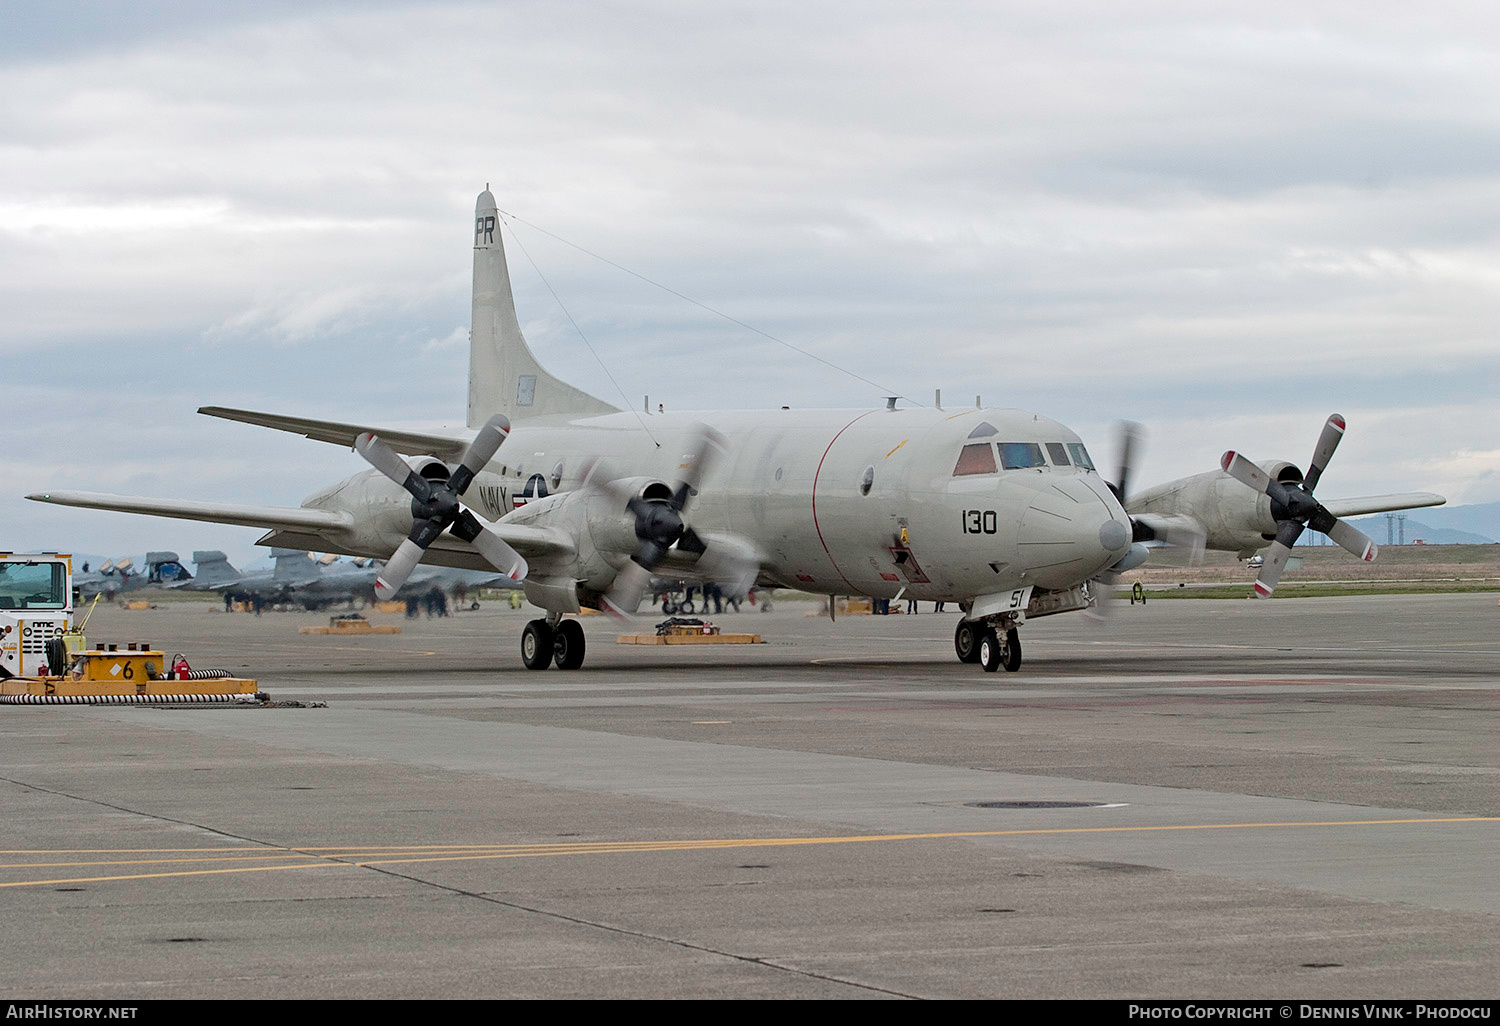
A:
[978, 628, 1002, 672]
[1002, 628, 1022, 672]
[553, 619, 586, 670]
[954, 621, 981, 664]
[679, 600, 695, 615]
[521, 620, 554, 670]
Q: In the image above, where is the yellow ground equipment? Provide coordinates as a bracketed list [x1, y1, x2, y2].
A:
[617, 617, 762, 646]
[0, 644, 262, 706]
[299, 614, 401, 635]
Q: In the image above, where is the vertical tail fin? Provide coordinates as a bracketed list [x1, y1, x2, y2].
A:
[271, 548, 312, 580]
[469, 189, 619, 427]
[190, 551, 241, 586]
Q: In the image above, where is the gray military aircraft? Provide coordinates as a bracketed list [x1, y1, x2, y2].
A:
[30, 188, 1444, 672]
[165, 548, 317, 606]
[74, 551, 191, 600]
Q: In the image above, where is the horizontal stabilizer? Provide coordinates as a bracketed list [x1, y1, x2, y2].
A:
[199, 407, 473, 461]
[28, 491, 354, 534]
[1321, 493, 1446, 518]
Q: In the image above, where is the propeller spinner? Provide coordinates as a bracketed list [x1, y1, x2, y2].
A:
[1220, 414, 1376, 598]
[355, 414, 528, 597]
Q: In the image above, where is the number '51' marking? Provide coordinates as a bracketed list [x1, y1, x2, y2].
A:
[962, 509, 998, 534]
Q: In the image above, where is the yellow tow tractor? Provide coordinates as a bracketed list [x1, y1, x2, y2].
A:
[0, 552, 262, 706]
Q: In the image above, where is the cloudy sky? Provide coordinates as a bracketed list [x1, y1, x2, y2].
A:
[4, 1, 1497, 566]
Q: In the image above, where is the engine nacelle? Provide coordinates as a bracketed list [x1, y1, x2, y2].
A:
[1128, 458, 1307, 557]
[1259, 459, 1304, 489]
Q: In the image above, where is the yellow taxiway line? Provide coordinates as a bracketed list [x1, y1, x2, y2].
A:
[2, 817, 1493, 890]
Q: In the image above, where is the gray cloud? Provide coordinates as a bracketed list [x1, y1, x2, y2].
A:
[3, 0, 1497, 562]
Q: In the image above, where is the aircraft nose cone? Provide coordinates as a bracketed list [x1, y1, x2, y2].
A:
[1013, 475, 1132, 588]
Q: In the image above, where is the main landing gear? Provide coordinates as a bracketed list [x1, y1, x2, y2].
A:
[522, 617, 587, 670]
[954, 619, 1021, 673]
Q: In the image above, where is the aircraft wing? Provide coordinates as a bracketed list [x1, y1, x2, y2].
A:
[27, 491, 355, 534]
[198, 406, 473, 461]
[475, 523, 577, 564]
[1320, 493, 1446, 518]
[253, 522, 577, 574]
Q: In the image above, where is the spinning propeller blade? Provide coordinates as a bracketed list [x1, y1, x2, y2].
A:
[600, 423, 751, 617]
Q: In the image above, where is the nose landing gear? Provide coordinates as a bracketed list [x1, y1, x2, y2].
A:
[956, 618, 1022, 672]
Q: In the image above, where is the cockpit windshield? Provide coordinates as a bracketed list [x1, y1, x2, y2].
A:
[997, 442, 1046, 470]
[951, 439, 1094, 477]
[0, 562, 67, 610]
[953, 443, 999, 476]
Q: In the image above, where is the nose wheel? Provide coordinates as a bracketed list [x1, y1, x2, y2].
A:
[976, 626, 1022, 673]
[954, 620, 981, 663]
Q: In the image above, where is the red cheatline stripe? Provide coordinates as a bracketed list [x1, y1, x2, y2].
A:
[811, 412, 875, 592]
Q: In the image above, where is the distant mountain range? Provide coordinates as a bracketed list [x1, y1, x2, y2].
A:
[1350, 500, 1499, 545]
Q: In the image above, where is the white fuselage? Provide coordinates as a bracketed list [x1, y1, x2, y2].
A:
[305, 405, 1133, 605]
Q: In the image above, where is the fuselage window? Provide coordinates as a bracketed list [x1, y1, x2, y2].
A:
[1067, 443, 1096, 470]
[953, 443, 999, 476]
[1046, 442, 1071, 466]
[998, 442, 1046, 470]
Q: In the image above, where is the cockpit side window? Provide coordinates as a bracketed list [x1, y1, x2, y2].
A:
[1046, 442, 1071, 466]
[967, 422, 998, 439]
[998, 442, 1046, 469]
[1066, 443, 1095, 470]
[953, 443, 999, 476]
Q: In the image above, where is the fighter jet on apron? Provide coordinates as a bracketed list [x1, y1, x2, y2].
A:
[31, 189, 1444, 672]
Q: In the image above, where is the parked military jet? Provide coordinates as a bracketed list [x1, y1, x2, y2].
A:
[30, 188, 1444, 672]
[74, 552, 191, 600]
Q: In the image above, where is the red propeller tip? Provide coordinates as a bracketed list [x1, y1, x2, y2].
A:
[1220, 451, 1236, 471]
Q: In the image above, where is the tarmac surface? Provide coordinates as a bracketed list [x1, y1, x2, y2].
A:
[1, 593, 1496, 1000]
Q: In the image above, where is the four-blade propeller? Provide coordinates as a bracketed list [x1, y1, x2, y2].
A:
[1220, 413, 1377, 598]
[599, 422, 754, 618]
[355, 414, 528, 598]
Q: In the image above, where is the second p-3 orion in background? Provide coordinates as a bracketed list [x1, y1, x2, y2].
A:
[31, 189, 1443, 672]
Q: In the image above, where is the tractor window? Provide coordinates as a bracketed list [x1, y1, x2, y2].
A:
[953, 443, 998, 476]
[1046, 442, 1071, 466]
[0, 562, 66, 610]
[998, 442, 1046, 469]
[1067, 443, 1096, 470]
